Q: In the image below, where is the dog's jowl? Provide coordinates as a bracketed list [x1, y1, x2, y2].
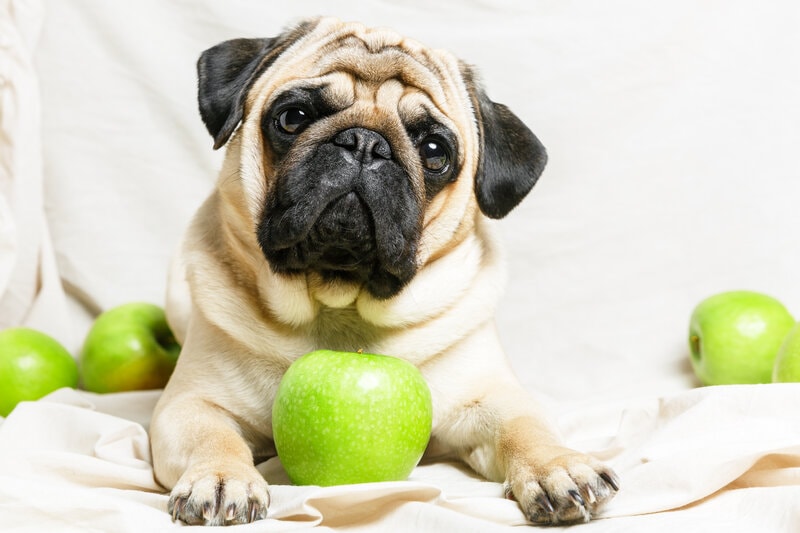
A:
[150, 17, 618, 526]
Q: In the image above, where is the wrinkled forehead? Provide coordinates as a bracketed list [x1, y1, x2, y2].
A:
[247, 19, 475, 126]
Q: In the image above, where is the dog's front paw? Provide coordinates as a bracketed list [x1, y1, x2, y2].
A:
[505, 449, 619, 525]
[168, 462, 270, 526]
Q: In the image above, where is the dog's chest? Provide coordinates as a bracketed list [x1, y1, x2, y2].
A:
[305, 305, 384, 353]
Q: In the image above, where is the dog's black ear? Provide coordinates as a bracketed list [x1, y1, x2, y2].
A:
[465, 71, 548, 219]
[197, 21, 317, 149]
[198, 38, 273, 149]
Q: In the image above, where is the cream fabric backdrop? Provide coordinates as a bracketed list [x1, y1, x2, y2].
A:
[1, 0, 800, 531]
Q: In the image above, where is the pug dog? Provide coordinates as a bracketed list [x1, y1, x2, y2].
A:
[149, 17, 619, 527]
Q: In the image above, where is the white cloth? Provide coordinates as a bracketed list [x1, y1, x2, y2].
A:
[1, 385, 799, 532]
[2, 0, 800, 531]
[0, 0, 73, 348]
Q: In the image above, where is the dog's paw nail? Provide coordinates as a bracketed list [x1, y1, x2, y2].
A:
[169, 496, 184, 522]
[600, 470, 621, 492]
[249, 503, 260, 523]
[535, 493, 555, 514]
[568, 489, 586, 507]
[202, 501, 217, 521]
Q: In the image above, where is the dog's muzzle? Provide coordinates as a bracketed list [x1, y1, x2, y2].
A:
[257, 127, 421, 299]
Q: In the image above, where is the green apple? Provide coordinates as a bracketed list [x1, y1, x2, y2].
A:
[0, 327, 79, 416]
[272, 349, 432, 486]
[773, 321, 800, 382]
[80, 302, 180, 393]
[689, 290, 795, 385]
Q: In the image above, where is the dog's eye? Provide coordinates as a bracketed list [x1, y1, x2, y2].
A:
[419, 139, 449, 172]
[276, 108, 311, 135]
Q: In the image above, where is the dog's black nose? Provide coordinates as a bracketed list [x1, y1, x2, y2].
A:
[333, 128, 392, 162]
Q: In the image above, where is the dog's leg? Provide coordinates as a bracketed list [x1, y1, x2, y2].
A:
[150, 312, 272, 526]
[438, 383, 619, 525]
[150, 393, 270, 525]
[427, 325, 619, 525]
[496, 410, 619, 525]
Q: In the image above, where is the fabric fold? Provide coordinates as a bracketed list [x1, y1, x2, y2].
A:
[2, 385, 800, 531]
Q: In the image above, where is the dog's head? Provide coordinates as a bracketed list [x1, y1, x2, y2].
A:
[198, 18, 546, 300]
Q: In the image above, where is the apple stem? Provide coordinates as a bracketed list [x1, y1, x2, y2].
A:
[690, 335, 701, 361]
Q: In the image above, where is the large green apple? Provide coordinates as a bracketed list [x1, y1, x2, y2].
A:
[0, 327, 79, 416]
[689, 290, 795, 385]
[272, 349, 432, 486]
[81, 302, 180, 393]
[773, 321, 800, 382]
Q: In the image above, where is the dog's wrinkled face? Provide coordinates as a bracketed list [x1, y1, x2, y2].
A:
[197, 18, 547, 300]
[256, 75, 457, 298]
